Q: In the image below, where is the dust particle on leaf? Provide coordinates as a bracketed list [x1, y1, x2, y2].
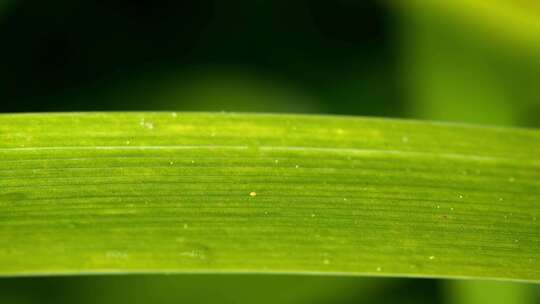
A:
[139, 118, 154, 130]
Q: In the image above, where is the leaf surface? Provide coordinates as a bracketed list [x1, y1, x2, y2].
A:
[0, 113, 538, 282]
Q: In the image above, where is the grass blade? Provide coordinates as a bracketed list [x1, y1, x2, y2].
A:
[0, 112, 539, 281]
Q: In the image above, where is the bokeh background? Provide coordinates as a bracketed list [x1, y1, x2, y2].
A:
[0, 0, 539, 303]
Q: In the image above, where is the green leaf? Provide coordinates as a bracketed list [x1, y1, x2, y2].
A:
[0, 112, 539, 282]
[446, 280, 537, 304]
[0, 274, 397, 304]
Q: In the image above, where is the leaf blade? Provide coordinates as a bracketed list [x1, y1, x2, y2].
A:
[0, 112, 539, 282]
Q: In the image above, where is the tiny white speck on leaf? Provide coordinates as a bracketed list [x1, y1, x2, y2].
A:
[171, 112, 177, 117]
[250, 191, 257, 197]
[458, 194, 463, 199]
[169, 161, 174, 165]
[139, 118, 154, 130]
[376, 267, 382, 272]
[429, 256, 435, 260]
[295, 165, 299, 169]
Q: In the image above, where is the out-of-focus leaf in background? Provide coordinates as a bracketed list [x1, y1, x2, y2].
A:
[446, 280, 537, 304]
[403, 1, 540, 53]
[395, 0, 540, 127]
[0, 275, 442, 304]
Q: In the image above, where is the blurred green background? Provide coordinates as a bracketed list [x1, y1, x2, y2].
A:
[0, 0, 539, 303]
